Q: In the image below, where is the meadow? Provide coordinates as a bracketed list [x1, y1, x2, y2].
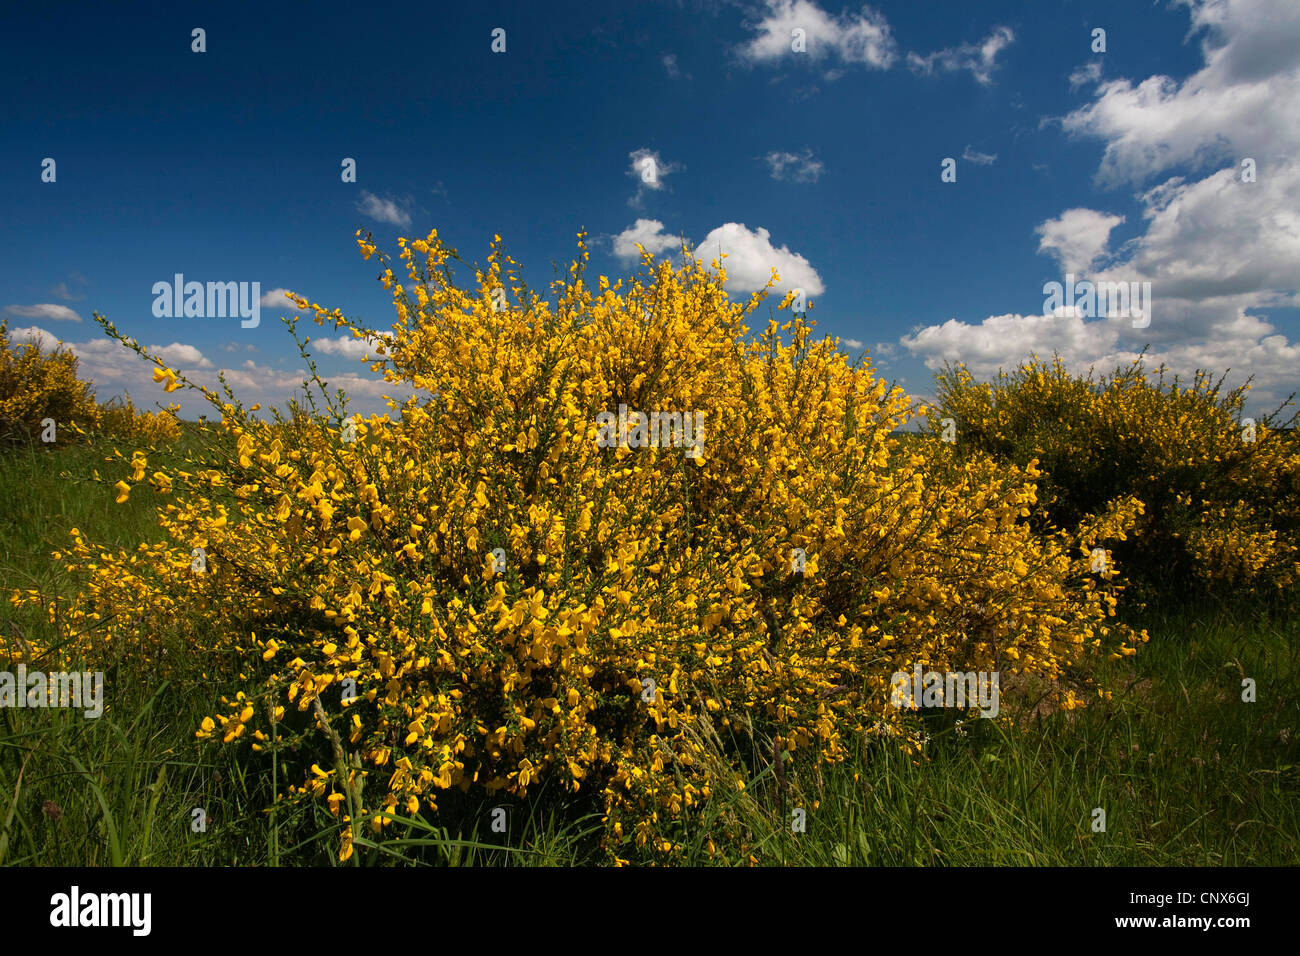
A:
[0, 231, 1297, 866]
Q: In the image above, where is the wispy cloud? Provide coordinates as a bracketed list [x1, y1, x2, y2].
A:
[627, 148, 683, 207]
[1069, 61, 1102, 90]
[765, 148, 825, 182]
[49, 275, 89, 302]
[356, 190, 412, 227]
[662, 53, 690, 79]
[3, 303, 81, 322]
[961, 145, 997, 166]
[908, 25, 1014, 85]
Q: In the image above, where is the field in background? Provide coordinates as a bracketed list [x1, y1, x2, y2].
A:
[2, 433, 1296, 866]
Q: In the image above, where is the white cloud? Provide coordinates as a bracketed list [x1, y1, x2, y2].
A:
[611, 221, 825, 298]
[310, 331, 394, 361]
[9, 325, 406, 417]
[356, 191, 412, 227]
[1061, 0, 1300, 187]
[907, 26, 1014, 85]
[5, 326, 59, 349]
[1069, 61, 1102, 89]
[627, 148, 682, 206]
[260, 287, 309, 311]
[902, 0, 1300, 412]
[3, 303, 81, 322]
[901, 312, 1122, 379]
[662, 53, 688, 79]
[695, 222, 825, 297]
[738, 0, 897, 70]
[842, 337, 863, 349]
[612, 219, 684, 262]
[900, 308, 1300, 413]
[1035, 208, 1126, 274]
[961, 145, 997, 166]
[151, 342, 213, 369]
[49, 280, 87, 302]
[765, 148, 825, 182]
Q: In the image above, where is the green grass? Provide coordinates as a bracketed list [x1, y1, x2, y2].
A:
[1, 437, 1296, 866]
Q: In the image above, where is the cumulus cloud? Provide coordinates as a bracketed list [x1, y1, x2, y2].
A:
[310, 331, 394, 361]
[1035, 208, 1126, 274]
[902, 0, 1300, 412]
[610, 221, 824, 298]
[356, 190, 412, 227]
[3, 303, 81, 322]
[695, 222, 825, 297]
[765, 148, 825, 182]
[738, 0, 897, 70]
[5, 326, 59, 349]
[612, 219, 685, 262]
[902, 312, 1121, 378]
[260, 287, 310, 311]
[907, 25, 1014, 85]
[1061, 0, 1300, 187]
[10, 326, 406, 417]
[901, 309, 1300, 412]
[151, 342, 213, 369]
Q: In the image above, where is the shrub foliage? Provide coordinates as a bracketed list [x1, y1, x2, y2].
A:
[934, 357, 1300, 605]
[9, 231, 1146, 861]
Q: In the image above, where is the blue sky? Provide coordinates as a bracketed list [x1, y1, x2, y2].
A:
[4, 0, 1298, 419]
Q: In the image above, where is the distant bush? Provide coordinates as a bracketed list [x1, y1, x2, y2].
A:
[0, 322, 181, 448]
[0, 321, 99, 445]
[97, 392, 182, 445]
[934, 356, 1300, 606]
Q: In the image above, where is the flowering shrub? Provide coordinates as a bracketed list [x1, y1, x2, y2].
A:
[9, 231, 1145, 862]
[96, 393, 183, 445]
[0, 322, 99, 446]
[0, 323, 181, 447]
[934, 357, 1300, 604]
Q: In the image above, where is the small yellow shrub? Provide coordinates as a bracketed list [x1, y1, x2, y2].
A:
[97, 393, 182, 444]
[0, 322, 99, 445]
